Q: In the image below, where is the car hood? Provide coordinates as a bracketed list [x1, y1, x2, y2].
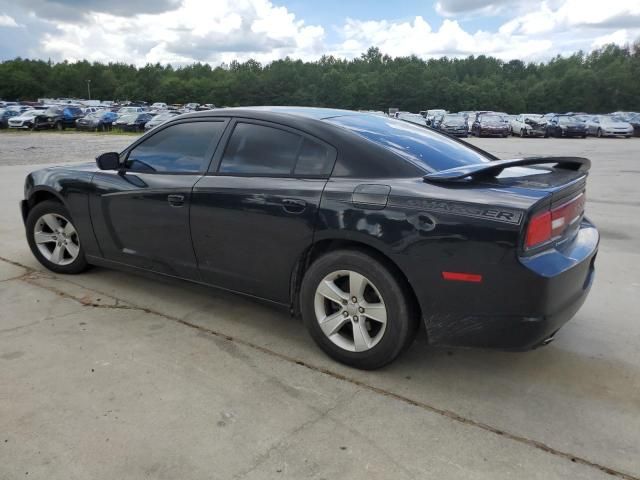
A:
[14, 113, 39, 120]
[601, 120, 631, 127]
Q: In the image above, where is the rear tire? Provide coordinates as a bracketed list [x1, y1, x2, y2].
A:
[26, 200, 89, 274]
[597, 128, 602, 138]
[55, 122, 63, 131]
[300, 249, 418, 369]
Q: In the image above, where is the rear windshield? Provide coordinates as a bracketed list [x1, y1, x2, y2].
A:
[327, 114, 491, 172]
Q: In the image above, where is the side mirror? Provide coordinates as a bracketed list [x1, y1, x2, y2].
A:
[96, 152, 120, 170]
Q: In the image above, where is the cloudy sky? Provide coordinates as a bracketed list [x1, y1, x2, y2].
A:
[0, 0, 639, 66]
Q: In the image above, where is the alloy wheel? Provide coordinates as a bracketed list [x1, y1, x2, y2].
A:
[313, 270, 387, 352]
[33, 213, 80, 266]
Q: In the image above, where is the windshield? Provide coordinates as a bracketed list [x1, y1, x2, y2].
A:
[119, 114, 137, 122]
[22, 110, 41, 117]
[524, 114, 542, 121]
[479, 115, 503, 123]
[327, 114, 491, 173]
[557, 116, 577, 125]
[442, 114, 466, 124]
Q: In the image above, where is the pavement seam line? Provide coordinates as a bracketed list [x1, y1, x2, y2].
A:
[0, 255, 637, 480]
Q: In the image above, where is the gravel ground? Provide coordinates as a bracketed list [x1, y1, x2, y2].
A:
[0, 131, 139, 166]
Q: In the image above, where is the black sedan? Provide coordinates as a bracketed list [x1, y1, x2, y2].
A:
[113, 112, 153, 132]
[20, 107, 598, 369]
[435, 113, 468, 137]
[545, 115, 587, 138]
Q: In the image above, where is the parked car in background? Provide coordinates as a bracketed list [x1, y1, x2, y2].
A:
[610, 112, 640, 137]
[435, 113, 468, 137]
[472, 113, 509, 137]
[458, 111, 477, 132]
[585, 115, 633, 138]
[150, 102, 167, 110]
[0, 108, 20, 128]
[82, 106, 102, 115]
[76, 111, 119, 131]
[545, 115, 587, 138]
[144, 111, 180, 130]
[113, 112, 153, 132]
[397, 112, 427, 126]
[8, 108, 63, 130]
[117, 106, 146, 117]
[510, 114, 546, 137]
[59, 106, 85, 128]
[184, 103, 200, 111]
[425, 109, 447, 126]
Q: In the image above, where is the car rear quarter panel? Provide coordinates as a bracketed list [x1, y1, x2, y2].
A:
[315, 176, 550, 334]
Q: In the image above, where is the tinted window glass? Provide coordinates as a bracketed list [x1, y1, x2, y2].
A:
[127, 121, 224, 173]
[219, 123, 302, 175]
[327, 115, 491, 172]
[294, 138, 334, 176]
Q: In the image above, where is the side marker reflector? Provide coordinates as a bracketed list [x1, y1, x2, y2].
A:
[442, 271, 483, 283]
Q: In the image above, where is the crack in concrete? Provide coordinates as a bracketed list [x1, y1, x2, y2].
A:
[0, 255, 637, 480]
[232, 389, 361, 480]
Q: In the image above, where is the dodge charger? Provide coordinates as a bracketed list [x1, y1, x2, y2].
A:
[20, 107, 599, 369]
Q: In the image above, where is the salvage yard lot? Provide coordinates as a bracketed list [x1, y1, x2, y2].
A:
[1, 132, 639, 479]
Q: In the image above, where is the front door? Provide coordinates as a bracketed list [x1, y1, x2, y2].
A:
[191, 119, 337, 303]
[90, 119, 228, 279]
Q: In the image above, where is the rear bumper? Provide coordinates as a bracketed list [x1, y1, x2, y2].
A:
[424, 220, 599, 350]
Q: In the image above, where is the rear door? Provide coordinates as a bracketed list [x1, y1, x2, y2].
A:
[90, 119, 228, 279]
[191, 119, 337, 303]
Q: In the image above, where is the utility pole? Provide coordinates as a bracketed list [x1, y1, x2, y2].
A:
[87, 79, 92, 101]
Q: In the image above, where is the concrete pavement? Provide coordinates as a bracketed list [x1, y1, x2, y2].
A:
[1, 133, 639, 479]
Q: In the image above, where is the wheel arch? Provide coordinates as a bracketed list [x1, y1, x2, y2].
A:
[22, 187, 66, 222]
[290, 237, 422, 324]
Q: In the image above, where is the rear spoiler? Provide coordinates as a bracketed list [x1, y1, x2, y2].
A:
[423, 156, 590, 183]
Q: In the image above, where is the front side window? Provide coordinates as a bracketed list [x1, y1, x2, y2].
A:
[126, 121, 224, 173]
[218, 122, 334, 177]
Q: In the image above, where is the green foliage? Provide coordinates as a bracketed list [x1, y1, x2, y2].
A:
[1, 43, 639, 113]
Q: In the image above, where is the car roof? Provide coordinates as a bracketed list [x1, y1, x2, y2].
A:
[182, 106, 362, 121]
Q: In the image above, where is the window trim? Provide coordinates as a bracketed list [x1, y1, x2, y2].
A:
[208, 118, 337, 179]
[119, 117, 230, 175]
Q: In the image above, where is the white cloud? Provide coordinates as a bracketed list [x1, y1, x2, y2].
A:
[334, 16, 553, 61]
[336, 1, 640, 62]
[0, 13, 19, 27]
[1, 0, 639, 65]
[37, 0, 326, 65]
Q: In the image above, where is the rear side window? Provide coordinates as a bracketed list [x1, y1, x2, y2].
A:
[218, 122, 334, 176]
[327, 115, 492, 173]
[126, 121, 224, 173]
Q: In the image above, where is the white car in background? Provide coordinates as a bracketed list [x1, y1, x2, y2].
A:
[510, 114, 546, 137]
[585, 115, 634, 138]
[150, 102, 167, 110]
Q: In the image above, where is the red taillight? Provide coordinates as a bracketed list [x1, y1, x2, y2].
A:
[525, 211, 551, 248]
[525, 193, 585, 250]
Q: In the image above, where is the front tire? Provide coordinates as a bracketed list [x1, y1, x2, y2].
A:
[300, 249, 418, 369]
[26, 200, 89, 274]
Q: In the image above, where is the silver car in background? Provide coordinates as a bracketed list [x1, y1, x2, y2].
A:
[585, 115, 634, 138]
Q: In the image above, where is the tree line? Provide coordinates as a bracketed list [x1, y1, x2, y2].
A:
[1, 43, 639, 113]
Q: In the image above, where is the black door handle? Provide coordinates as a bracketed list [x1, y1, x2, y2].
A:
[282, 198, 306, 214]
[167, 194, 185, 207]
